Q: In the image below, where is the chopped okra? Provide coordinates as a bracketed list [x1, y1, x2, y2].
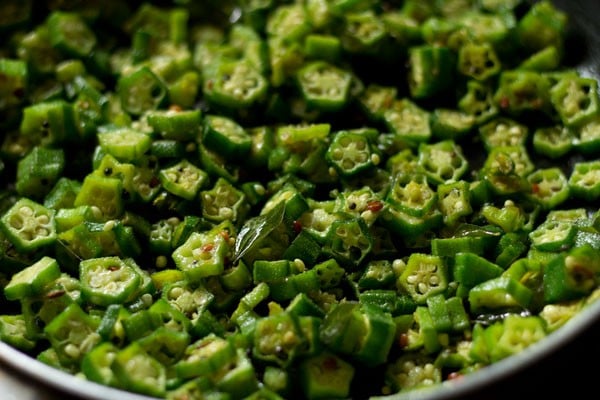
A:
[0, 1, 599, 400]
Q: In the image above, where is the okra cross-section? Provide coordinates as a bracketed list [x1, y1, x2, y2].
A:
[79, 256, 141, 307]
[0, 198, 57, 252]
[172, 229, 230, 282]
[296, 61, 352, 112]
[398, 253, 449, 304]
[326, 130, 378, 177]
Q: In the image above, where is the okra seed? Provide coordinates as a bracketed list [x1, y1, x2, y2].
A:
[141, 293, 153, 306]
[293, 258, 305, 271]
[156, 256, 168, 269]
[36, 228, 49, 237]
[64, 343, 80, 359]
[19, 206, 34, 216]
[103, 220, 116, 231]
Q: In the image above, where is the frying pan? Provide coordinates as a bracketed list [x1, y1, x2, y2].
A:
[0, 1, 599, 399]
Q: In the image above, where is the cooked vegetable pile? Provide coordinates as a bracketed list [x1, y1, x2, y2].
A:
[0, 0, 599, 399]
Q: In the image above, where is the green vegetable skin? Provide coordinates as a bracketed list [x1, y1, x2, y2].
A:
[0, 1, 599, 399]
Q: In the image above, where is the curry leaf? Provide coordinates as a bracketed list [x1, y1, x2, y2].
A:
[232, 201, 286, 263]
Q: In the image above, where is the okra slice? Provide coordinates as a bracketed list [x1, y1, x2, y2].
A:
[341, 11, 386, 53]
[491, 315, 547, 362]
[81, 342, 119, 387]
[262, 183, 309, 222]
[458, 42, 501, 81]
[296, 199, 337, 244]
[550, 75, 600, 127]
[411, 305, 443, 353]
[324, 215, 373, 269]
[383, 98, 431, 146]
[334, 186, 384, 226]
[19, 100, 78, 145]
[459, 10, 514, 47]
[175, 333, 236, 379]
[74, 174, 124, 220]
[398, 253, 448, 304]
[543, 245, 600, 303]
[198, 143, 240, 183]
[459, 80, 498, 124]
[150, 139, 185, 160]
[4, 255, 61, 301]
[480, 201, 528, 234]
[379, 205, 443, 241]
[112, 342, 166, 398]
[437, 180, 473, 226]
[518, 45, 561, 72]
[326, 130, 377, 177]
[253, 310, 306, 367]
[46, 11, 97, 58]
[147, 297, 192, 334]
[358, 84, 397, 122]
[517, 0, 567, 54]
[532, 124, 574, 159]
[358, 260, 396, 290]
[299, 352, 354, 399]
[494, 70, 553, 117]
[296, 61, 352, 112]
[0, 314, 37, 351]
[526, 167, 570, 210]
[430, 108, 475, 141]
[567, 160, 600, 201]
[468, 276, 533, 313]
[201, 177, 248, 225]
[54, 206, 101, 234]
[16, 146, 65, 200]
[43, 302, 101, 367]
[417, 139, 469, 185]
[453, 252, 504, 297]
[132, 155, 162, 203]
[387, 173, 437, 218]
[92, 154, 137, 202]
[44, 177, 82, 211]
[574, 115, 600, 154]
[97, 127, 152, 163]
[480, 145, 533, 195]
[172, 230, 229, 282]
[479, 117, 529, 150]
[117, 66, 168, 116]
[203, 114, 252, 160]
[203, 60, 268, 109]
[408, 44, 454, 99]
[0, 197, 56, 252]
[20, 293, 67, 342]
[215, 348, 260, 398]
[162, 279, 214, 320]
[384, 353, 441, 393]
[0, 58, 28, 109]
[96, 303, 130, 346]
[147, 108, 202, 141]
[529, 219, 577, 252]
[79, 256, 141, 307]
[352, 303, 396, 366]
[304, 33, 341, 62]
[539, 300, 585, 333]
[159, 159, 208, 201]
[266, 3, 311, 42]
